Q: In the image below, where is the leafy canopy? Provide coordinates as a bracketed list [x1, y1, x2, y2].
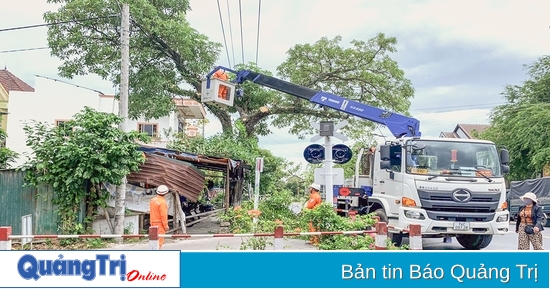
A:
[481, 55, 550, 180]
[168, 121, 291, 195]
[44, 1, 414, 141]
[22, 107, 149, 233]
[44, 0, 221, 120]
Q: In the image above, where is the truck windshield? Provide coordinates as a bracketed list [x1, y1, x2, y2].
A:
[405, 140, 502, 177]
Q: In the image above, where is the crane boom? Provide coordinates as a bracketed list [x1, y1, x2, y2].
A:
[205, 66, 421, 138]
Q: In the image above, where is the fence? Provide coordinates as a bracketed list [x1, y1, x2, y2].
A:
[0, 222, 422, 250]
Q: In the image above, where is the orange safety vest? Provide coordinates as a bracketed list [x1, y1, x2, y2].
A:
[149, 195, 169, 230]
[213, 69, 228, 81]
[306, 192, 322, 209]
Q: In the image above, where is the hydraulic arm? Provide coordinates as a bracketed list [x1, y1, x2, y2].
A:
[205, 66, 421, 138]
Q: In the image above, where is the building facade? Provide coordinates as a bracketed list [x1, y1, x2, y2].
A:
[5, 75, 206, 168]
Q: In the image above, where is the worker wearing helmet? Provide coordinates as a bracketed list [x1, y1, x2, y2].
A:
[305, 183, 322, 245]
[213, 69, 229, 100]
[149, 185, 170, 249]
[306, 183, 322, 209]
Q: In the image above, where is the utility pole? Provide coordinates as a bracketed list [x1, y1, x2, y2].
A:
[114, 2, 130, 240]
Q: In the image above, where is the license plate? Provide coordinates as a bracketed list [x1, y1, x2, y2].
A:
[453, 222, 470, 231]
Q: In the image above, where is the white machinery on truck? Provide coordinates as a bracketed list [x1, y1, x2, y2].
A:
[201, 66, 511, 250]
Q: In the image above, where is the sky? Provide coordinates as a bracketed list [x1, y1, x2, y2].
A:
[1, 0, 549, 170]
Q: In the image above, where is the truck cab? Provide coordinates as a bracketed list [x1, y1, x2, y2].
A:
[359, 137, 510, 249]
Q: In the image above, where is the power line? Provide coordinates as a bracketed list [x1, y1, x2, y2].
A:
[238, 0, 245, 64]
[226, 0, 236, 68]
[0, 47, 49, 54]
[35, 75, 105, 95]
[255, 0, 262, 65]
[0, 15, 119, 33]
[216, 0, 231, 68]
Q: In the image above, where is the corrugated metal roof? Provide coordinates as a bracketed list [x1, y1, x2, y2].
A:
[127, 153, 205, 202]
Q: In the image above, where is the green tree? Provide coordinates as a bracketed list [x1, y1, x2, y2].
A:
[168, 122, 292, 204]
[481, 55, 550, 180]
[274, 35, 415, 140]
[0, 117, 18, 169]
[44, 0, 221, 120]
[21, 107, 149, 234]
[45, 2, 414, 140]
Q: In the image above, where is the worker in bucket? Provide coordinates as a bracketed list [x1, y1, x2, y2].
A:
[149, 185, 170, 249]
[213, 68, 229, 100]
[305, 183, 322, 245]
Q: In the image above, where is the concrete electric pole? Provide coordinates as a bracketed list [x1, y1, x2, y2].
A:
[114, 2, 130, 240]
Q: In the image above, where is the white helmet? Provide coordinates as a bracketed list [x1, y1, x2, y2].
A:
[309, 183, 321, 191]
[156, 185, 169, 195]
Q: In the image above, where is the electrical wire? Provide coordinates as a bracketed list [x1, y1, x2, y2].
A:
[0, 15, 119, 33]
[226, 0, 236, 68]
[216, 0, 231, 68]
[255, 0, 262, 65]
[238, 0, 245, 64]
[0, 47, 49, 54]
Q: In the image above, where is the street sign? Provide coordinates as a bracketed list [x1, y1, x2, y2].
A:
[303, 144, 324, 164]
[332, 144, 353, 164]
[314, 167, 345, 185]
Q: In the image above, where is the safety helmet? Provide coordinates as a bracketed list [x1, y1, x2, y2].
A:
[156, 185, 169, 195]
[309, 183, 321, 192]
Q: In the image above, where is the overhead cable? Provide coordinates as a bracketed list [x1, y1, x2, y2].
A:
[238, 0, 245, 64]
[226, 0, 237, 68]
[255, 0, 262, 65]
[216, 0, 232, 68]
[0, 15, 118, 33]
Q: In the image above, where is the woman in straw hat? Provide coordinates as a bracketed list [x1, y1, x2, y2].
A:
[515, 192, 545, 250]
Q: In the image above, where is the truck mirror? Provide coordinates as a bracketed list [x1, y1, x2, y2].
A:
[380, 145, 390, 161]
[500, 149, 509, 164]
[501, 164, 510, 174]
[380, 160, 392, 170]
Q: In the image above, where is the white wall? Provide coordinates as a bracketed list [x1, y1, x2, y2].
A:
[6, 77, 175, 168]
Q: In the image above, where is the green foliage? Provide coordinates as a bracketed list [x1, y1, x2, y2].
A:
[481, 55, 550, 180]
[44, 0, 220, 120]
[21, 107, 149, 234]
[274, 34, 415, 140]
[45, 1, 413, 142]
[0, 123, 18, 169]
[300, 203, 378, 250]
[219, 190, 406, 250]
[168, 130, 292, 195]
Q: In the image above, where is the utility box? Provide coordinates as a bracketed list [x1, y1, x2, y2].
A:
[200, 78, 235, 108]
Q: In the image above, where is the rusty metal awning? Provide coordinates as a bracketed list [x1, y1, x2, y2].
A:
[127, 153, 205, 202]
[138, 145, 252, 172]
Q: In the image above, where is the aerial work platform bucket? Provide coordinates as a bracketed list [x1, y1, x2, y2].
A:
[200, 78, 235, 108]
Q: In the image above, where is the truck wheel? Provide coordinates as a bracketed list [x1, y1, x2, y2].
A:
[374, 208, 388, 223]
[456, 234, 493, 250]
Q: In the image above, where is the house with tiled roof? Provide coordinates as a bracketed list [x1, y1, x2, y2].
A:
[439, 124, 490, 139]
[0, 68, 35, 132]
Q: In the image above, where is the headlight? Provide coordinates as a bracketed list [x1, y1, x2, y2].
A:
[405, 210, 425, 220]
[497, 214, 508, 222]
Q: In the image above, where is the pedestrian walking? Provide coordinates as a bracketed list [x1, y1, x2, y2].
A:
[516, 192, 545, 250]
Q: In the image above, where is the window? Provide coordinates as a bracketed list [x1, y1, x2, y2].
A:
[138, 123, 158, 137]
[405, 140, 501, 177]
[55, 119, 72, 137]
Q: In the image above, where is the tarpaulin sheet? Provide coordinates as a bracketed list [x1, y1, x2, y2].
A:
[510, 177, 550, 199]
